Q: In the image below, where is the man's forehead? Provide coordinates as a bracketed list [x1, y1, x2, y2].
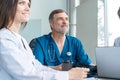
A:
[54, 13, 68, 18]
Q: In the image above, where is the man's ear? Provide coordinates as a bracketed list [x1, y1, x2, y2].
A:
[50, 22, 54, 29]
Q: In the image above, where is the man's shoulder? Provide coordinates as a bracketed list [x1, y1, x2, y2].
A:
[114, 36, 120, 44]
[36, 33, 50, 41]
[115, 37, 120, 40]
[66, 35, 80, 41]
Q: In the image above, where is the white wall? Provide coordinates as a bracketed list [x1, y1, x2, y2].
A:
[76, 0, 97, 64]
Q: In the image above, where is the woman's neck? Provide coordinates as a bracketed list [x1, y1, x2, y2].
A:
[8, 23, 21, 33]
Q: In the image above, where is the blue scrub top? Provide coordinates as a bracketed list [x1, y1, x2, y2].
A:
[33, 33, 91, 66]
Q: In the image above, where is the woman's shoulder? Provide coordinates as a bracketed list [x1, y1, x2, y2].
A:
[0, 28, 21, 43]
[0, 28, 13, 38]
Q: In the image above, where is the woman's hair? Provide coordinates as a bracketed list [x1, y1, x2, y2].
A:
[0, 0, 31, 29]
[48, 9, 68, 22]
[118, 7, 120, 18]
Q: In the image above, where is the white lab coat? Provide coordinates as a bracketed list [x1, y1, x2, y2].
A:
[0, 28, 69, 80]
[0, 66, 12, 80]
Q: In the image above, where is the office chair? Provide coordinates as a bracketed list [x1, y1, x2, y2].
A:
[29, 38, 36, 51]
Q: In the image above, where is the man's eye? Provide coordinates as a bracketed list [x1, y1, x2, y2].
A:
[58, 17, 63, 20]
[66, 18, 69, 21]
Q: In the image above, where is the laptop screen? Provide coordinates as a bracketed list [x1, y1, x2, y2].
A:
[95, 47, 120, 79]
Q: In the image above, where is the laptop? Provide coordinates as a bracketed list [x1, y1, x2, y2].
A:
[95, 47, 120, 79]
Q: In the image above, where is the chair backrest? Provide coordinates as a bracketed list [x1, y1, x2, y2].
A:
[29, 38, 36, 51]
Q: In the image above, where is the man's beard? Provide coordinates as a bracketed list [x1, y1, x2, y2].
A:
[54, 26, 69, 34]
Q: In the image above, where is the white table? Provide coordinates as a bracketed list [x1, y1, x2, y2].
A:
[84, 77, 117, 80]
